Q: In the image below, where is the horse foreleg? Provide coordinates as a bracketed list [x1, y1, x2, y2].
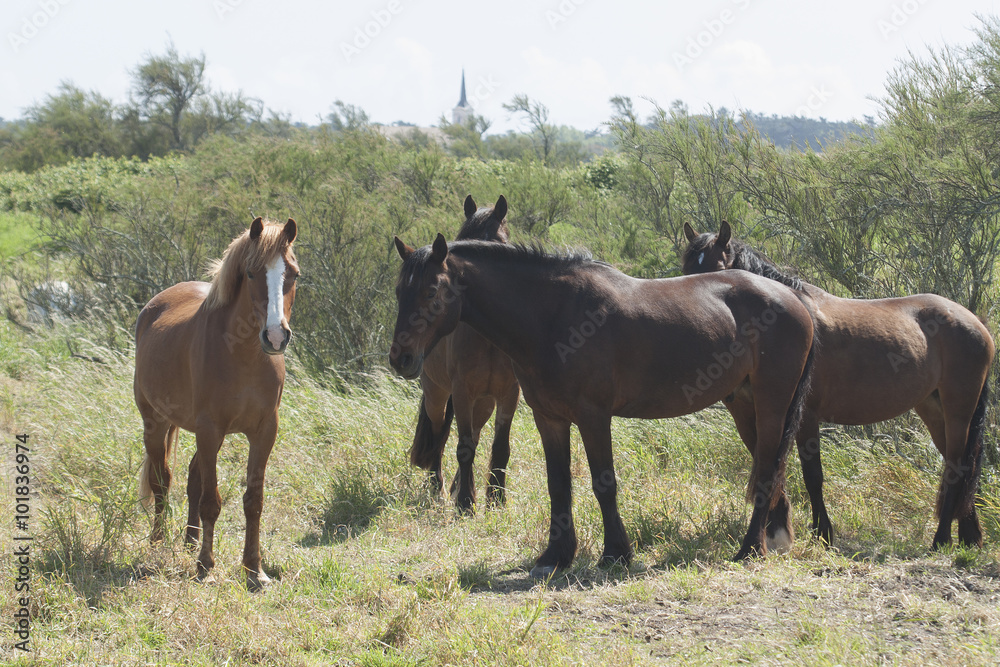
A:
[243, 421, 277, 591]
[451, 392, 486, 513]
[486, 383, 519, 507]
[185, 451, 202, 549]
[193, 427, 224, 580]
[578, 414, 632, 568]
[530, 414, 576, 579]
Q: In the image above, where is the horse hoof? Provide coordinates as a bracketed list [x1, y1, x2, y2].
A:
[598, 554, 632, 569]
[529, 564, 558, 580]
[196, 570, 216, 584]
[766, 527, 793, 554]
[247, 569, 271, 592]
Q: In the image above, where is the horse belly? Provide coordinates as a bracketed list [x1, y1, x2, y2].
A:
[809, 324, 937, 424]
[611, 341, 756, 419]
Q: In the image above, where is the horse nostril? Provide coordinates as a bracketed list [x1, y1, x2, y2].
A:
[400, 353, 413, 369]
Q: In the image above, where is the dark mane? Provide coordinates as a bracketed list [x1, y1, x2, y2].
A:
[398, 240, 603, 289]
[728, 241, 804, 291]
[449, 240, 602, 271]
[684, 232, 803, 291]
[455, 206, 509, 242]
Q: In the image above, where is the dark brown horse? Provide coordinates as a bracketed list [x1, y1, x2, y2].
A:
[683, 221, 994, 548]
[390, 235, 816, 576]
[410, 195, 520, 510]
[136, 217, 299, 589]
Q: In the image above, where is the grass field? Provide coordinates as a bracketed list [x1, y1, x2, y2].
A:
[1, 320, 999, 665]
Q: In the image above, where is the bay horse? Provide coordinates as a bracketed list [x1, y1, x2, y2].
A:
[682, 221, 993, 549]
[390, 235, 816, 576]
[410, 195, 520, 510]
[136, 217, 299, 590]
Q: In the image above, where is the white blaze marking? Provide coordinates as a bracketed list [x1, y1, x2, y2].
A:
[265, 256, 286, 348]
[698, 251, 705, 266]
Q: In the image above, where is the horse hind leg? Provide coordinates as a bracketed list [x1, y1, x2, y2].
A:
[411, 389, 453, 495]
[796, 412, 832, 545]
[931, 383, 988, 549]
[138, 398, 176, 543]
[193, 427, 224, 580]
[723, 388, 794, 552]
[486, 383, 519, 507]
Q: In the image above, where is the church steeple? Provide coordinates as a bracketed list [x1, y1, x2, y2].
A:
[452, 69, 472, 125]
[457, 69, 468, 108]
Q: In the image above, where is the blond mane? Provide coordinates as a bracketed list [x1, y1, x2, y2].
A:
[203, 220, 296, 311]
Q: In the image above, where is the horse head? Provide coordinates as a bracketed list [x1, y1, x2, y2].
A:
[244, 217, 299, 355]
[682, 220, 732, 275]
[389, 233, 461, 379]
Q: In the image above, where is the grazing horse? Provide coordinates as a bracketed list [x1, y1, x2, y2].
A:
[410, 195, 520, 510]
[390, 235, 816, 576]
[682, 221, 993, 548]
[136, 217, 299, 589]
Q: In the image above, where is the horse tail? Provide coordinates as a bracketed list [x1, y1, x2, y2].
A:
[138, 425, 178, 512]
[952, 377, 989, 519]
[410, 395, 454, 469]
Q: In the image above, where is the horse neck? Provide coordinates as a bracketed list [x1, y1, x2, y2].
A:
[213, 281, 267, 360]
[451, 253, 577, 365]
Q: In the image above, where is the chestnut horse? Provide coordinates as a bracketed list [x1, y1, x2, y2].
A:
[682, 221, 993, 548]
[410, 195, 520, 510]
[136, 217, 299, 589]
[390, 235, 816, 576]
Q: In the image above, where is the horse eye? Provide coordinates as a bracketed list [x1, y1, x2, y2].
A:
[247, 270, 255, 279]
[426, 286, 438, 299]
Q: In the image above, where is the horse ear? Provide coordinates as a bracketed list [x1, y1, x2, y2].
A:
[492, 194, 508, 221]
[431, 233, 449, 263]
[464, 195, 477, 219]
[717, 220, 732, 247]
[394, 236, 414, 260]
[683, 222, 698, 242]
[283, 218, 297, 243]
[250, 216, 264, 241]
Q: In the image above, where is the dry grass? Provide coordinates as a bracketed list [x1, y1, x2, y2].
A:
[1, 320, 1000, 665]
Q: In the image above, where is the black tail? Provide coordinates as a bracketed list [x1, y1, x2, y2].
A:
[955, 378, 989, 519]
[410, 395, 454, 469]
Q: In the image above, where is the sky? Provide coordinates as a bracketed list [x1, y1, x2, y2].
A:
[2, 0, 999, 134]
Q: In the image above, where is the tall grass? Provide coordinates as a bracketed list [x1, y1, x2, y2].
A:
[1, 319, 999, 664]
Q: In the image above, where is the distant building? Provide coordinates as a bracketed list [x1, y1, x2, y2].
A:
[452, 69, 473, 125]
[377, 70, 469, 144]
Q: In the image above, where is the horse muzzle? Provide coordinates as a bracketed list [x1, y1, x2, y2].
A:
[260, 326, 291, 355]
[390, 350, 423, 380]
